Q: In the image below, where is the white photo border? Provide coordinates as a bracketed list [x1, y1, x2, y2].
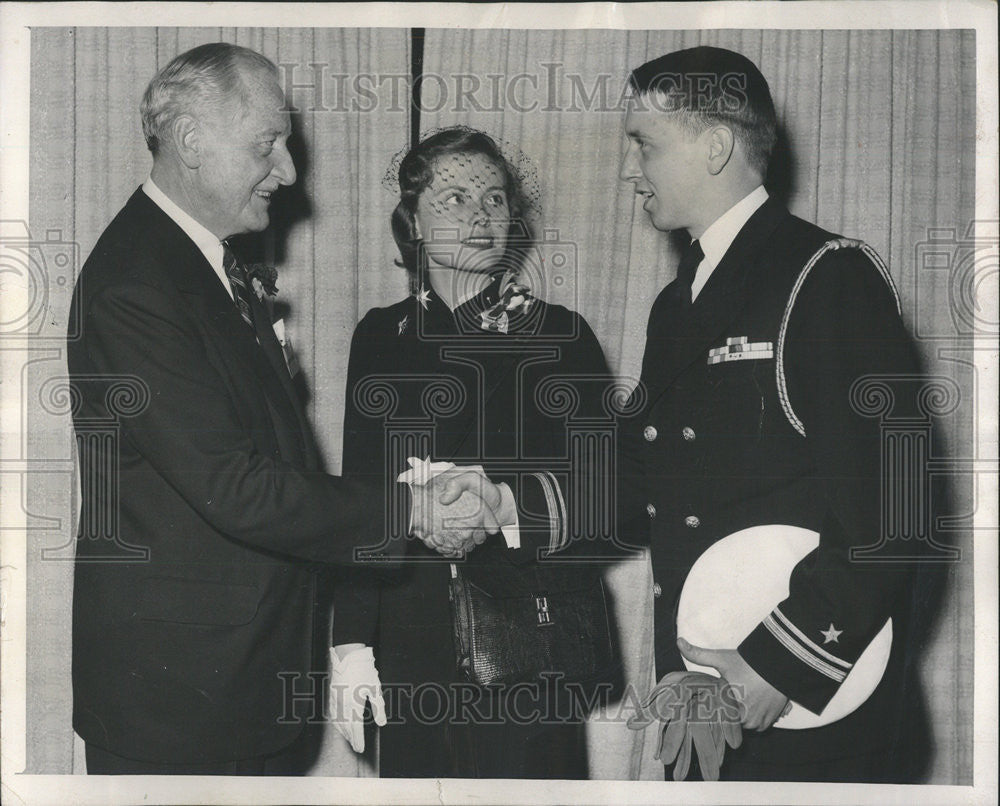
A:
[1, 2, 996, 805]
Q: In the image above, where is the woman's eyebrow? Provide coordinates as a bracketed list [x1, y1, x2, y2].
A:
[432, 183, 470, 194]
[433, 183, 506, 194]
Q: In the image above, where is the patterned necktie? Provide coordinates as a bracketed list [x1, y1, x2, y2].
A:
[676, 239, 704, 308]
[223, 243, 256, 332]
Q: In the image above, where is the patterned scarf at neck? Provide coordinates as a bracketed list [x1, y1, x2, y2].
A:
[479, 271, 536, 334]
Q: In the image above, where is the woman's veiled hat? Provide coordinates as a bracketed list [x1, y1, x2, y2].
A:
[381, 125, 543, 217]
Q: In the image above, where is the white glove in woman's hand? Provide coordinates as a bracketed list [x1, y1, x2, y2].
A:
[328, 645, 386, 753]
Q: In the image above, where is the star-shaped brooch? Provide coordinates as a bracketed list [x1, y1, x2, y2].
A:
[820, 623, 843, 644]
[397, 314, 409, 335]
[415, 286, 431, 310]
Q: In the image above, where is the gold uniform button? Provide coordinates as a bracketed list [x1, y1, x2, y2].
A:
[643, 425, 658, 442]
[653, 583, 662, 598]
[682, 427, 696, 441]
[684, 515, 701, 528]
[646, 503, 656, 518]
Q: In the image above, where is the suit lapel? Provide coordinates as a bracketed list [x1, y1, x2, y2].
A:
[178, 267, 301, 430]
[642, 199, 789, 407]
[246, 289, 321, 469]
[138, 195, 308, 451]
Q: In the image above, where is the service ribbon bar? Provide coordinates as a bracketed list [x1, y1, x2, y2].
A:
[707, 336, 774, 365]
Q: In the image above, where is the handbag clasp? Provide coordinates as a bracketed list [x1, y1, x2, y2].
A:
[536, 596, 553, 626]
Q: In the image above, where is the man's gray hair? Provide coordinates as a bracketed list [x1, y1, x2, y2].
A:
[140, 42, 278, 154]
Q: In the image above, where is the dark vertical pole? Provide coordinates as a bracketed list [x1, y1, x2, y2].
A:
[410, 28, 425, 148]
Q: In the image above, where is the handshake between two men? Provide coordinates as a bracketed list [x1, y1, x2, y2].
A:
[401, 457, 519, 558]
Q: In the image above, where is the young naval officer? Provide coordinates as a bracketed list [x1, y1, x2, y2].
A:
[67, 42, 501, 775]
[618, 46, 932, 782]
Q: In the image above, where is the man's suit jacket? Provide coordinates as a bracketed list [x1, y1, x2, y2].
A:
[68, 189, 401, 765]
[620, 198, 935, 779]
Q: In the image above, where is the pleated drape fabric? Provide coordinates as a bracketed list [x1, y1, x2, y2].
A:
[28, 26, 973, 782]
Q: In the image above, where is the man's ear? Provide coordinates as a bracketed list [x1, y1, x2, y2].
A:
[171, 115, 202, 169]
[706, 125, 735, 176]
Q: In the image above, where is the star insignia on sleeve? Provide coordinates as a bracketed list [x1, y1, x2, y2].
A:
[820, 623, 843, 644]
[415, 286, 431, 310]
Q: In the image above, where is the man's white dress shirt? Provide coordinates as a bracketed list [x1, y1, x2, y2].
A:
[142, 177, 233, 301]
[691, 185, 769, 302]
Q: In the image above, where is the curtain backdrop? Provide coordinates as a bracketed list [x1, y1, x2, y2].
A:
[27, 26, 975, 783]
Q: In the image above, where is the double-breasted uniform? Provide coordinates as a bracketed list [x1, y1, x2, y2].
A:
[620, 198, 933, 780]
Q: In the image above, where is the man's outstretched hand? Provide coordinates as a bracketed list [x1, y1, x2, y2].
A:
[410, 466, 511, 558]
[677, 637, 791, 732]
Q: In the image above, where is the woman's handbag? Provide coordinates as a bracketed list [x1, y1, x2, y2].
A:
[448, 561, 616, 686]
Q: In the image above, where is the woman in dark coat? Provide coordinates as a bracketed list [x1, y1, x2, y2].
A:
[331, 127, 621, 779]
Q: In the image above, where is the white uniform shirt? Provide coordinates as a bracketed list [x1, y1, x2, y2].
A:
[691, 185, 769, 302]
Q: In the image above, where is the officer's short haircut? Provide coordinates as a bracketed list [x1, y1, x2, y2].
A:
[628, 46, 778, 178]
[141, 42, 278, 155]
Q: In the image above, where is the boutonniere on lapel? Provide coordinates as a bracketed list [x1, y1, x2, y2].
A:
[244, 263, 278, 301]
[480, 273, 535, 334]
[244, 263, 299, 377]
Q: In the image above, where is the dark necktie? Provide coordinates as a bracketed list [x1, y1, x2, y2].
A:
[223, 243, 256, 332]
[676, 239, 704, 309]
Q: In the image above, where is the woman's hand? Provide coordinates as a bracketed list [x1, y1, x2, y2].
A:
[328, 645, 386, 753]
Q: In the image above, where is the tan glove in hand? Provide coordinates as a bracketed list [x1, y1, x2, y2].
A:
[627, 670, 743, 781]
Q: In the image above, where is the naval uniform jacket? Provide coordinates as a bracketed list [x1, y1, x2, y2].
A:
[68, 189, 403, 765]
[333, 275, 620, 777]
[620, 198, 927, 772]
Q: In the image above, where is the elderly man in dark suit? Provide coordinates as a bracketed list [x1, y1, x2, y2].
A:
[618, 46, 933, 782]
[67, 42, 498, 775]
